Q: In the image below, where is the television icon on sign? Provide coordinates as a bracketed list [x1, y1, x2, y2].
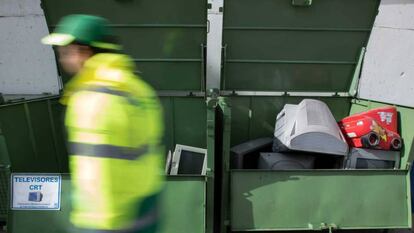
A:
[28, 192, 43, 202]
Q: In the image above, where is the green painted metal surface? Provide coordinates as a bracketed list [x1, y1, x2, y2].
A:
[222, 0, 379, 91]
[350, 99, 414, 170]
[222, 0, 379, 151]
[231, 170, 410, 231]
[41, 0, 207, 91]
[3, 0, 411, 232]
[0, 96, 209, 232]
[219, 97, 412, 231]
[0, 96, 207, 173]
[206, 98, 218, 233]
[0, 166, 10, 223]
[0, 134, 10, 166]
[8, 175, 206, 233]
[0, 133, 11, 223]
[348, 48, 366, 97]
[160, 176, 206, 233]
[161, 97, 207, 152]
[217, 98, 232, 233]
[0, 97, 68, 173]
[229, 97, 351, 146]
[223, 63, 356, 92]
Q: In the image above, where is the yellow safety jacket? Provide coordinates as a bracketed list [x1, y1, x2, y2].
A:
[63, 53, 164, 233]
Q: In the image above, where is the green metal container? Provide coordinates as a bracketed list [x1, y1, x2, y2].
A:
[0, 165, 9, 224]
[1, 97, 214, 233]
[216, 98, 413, 231]
[7, 175, 206, 233]
[0, 97, 68, 173]
[231, 170, 410, 231]
[1, 0, 413, 232]
[2, 1, 214, 232]
[213, 1, 411, 230]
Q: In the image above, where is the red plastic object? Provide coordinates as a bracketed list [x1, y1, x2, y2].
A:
[339, 106, 402, 150]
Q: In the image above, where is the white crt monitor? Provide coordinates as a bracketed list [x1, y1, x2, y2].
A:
[274, 99, 348, 156]
[170, 145, 207, 175]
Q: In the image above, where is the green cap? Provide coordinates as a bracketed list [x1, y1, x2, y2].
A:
[41, 14, 121, 50]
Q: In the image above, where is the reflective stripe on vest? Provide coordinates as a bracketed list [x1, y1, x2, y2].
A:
[69, 142, 149, 160]
[84, 86, 140, 106]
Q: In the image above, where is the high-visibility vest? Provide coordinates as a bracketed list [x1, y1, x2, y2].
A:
[63, 53, 164, 232]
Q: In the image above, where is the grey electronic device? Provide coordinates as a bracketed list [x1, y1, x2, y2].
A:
[230, 137, 273, 169]
[165, 150, 172, 174]
[345, 148, 400, 169]
[170, 145, 207, 175]
[273, 99, 348, 156]
[258, 152, 315, 170]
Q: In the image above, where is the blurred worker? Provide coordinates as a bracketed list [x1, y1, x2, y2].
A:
[42, 14, 164, 233]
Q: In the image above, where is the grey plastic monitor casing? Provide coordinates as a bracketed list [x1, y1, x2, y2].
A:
[274, 99, 349, 156]
[230, 137, 273, 169]
[258, 152, 315, 170]
[345, 148, 400, 169]
[165, 150, 172, 174]
[170, 144, 207, 175]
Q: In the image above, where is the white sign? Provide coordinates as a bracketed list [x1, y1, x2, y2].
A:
[11, 174, 61, 210]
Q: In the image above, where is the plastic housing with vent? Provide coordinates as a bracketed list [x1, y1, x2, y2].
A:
[273, 99, 349, 156]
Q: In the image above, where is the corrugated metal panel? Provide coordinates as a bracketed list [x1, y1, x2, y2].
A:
[41, 0, 207, 91]
[0, 96, 207, 172]
[222, 0, 378, 150]
[4, 2, 209, 233]
[222, 0, 379, 92]
[0, 97, 67, 173]
[0, 0, 210, 173]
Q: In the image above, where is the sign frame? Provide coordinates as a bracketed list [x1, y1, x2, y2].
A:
[10, 173, 62, 211]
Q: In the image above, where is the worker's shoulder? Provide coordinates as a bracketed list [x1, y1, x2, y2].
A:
[125, 73, 158, 99]
[68, 89, 122, 112]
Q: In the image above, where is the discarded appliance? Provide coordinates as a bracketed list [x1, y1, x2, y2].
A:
[170, 144, 207, 175]
[165, 150, 172, 174]
[339, 106, 402, 150]
[345, 148, 400, 169]
[273, 99, 348, 156]
[230, 137, 273, 169]
[258, 152, 315, 170]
